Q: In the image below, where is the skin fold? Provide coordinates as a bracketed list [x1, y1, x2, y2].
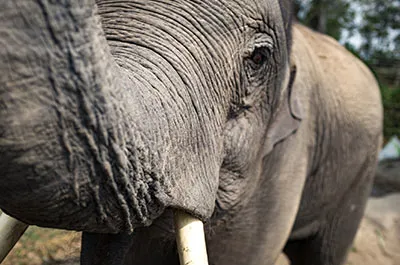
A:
[0, 0, 382, 265]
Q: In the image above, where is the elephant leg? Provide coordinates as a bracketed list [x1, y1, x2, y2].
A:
[284, 204, 363, 265]
[284, 165, 375, 265]
[283, 238, 312, 265]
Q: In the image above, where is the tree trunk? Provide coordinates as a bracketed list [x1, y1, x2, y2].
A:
[308, 0, 328, 34]
[317, 3, 327, 33]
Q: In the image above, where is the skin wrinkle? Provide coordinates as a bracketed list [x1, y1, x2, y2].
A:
[243, 46, 275, 108]
[121, 128, 155, 224]
[77, 74, 135, 230]
[115, 60, 182, 189]
[67, 57, 102, 207]
[177, 1, 252, 104]
[115, 53, 178, 135]
[108, 27, 197, 83]
[109, 36, 220, 131]
[116, 48, 188, 121]
[36, 0, 62, 48]
[105, 76, 158, 229]
[40, 1, 123, 225]
[243, 40, 283, 114]
[119, 57, 184, 150]
[39, 1, 107, 217]
[177, 5, 244, 97]
[105, 43, 174, 230]
[112, 34, 201, 116]
[181, 1, 238, 55]
[105, 35, 219, 167]
[98, 0, 243, 107]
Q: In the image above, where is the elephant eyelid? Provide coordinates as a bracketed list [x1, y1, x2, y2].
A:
[253, 33, 274, 51]
[248, 47, 270, 66]
[243, 33, 274, 60]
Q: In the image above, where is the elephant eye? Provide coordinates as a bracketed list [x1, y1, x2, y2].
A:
[248, 47, 270, 69]
[251, 48, 267, 65]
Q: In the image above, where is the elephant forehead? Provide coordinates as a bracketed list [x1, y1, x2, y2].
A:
[96, 0, 284, 42]
[95, 0, 287, 98]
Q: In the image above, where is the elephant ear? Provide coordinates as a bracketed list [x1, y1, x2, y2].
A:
[264, 65, 303, 154]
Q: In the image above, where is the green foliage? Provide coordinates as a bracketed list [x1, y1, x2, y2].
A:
[380, 86, 400, 138]
[357, 0, 400, 60]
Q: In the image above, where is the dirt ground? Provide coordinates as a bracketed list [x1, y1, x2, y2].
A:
[3, 194, 400, 265]
[347, 194, 400, 265]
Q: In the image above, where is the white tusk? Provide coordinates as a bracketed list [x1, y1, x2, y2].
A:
[174, 210, 209, 265]
[0, 213, 28, 263]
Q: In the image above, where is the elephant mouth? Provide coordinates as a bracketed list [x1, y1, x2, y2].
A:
[0, 210, 210, 265]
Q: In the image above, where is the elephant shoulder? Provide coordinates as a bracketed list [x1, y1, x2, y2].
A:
[293, 24, 383, 142]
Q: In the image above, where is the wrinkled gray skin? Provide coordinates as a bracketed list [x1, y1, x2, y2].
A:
[0, 0, 382, 265]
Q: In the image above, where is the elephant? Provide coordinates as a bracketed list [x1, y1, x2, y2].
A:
[0, 0, 383, 265]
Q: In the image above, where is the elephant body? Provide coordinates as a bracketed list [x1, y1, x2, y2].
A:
[0, 1, 382, 265]
[282, 24, 382, 265]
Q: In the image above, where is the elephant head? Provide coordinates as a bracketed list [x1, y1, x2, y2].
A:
[0, 0, 301, 263]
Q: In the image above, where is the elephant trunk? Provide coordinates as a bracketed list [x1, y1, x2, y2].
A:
[0, 0, 221, 234]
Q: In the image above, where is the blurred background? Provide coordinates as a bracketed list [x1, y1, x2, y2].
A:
[2, 1, 400, 265]
[294, 0, 400, 139]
